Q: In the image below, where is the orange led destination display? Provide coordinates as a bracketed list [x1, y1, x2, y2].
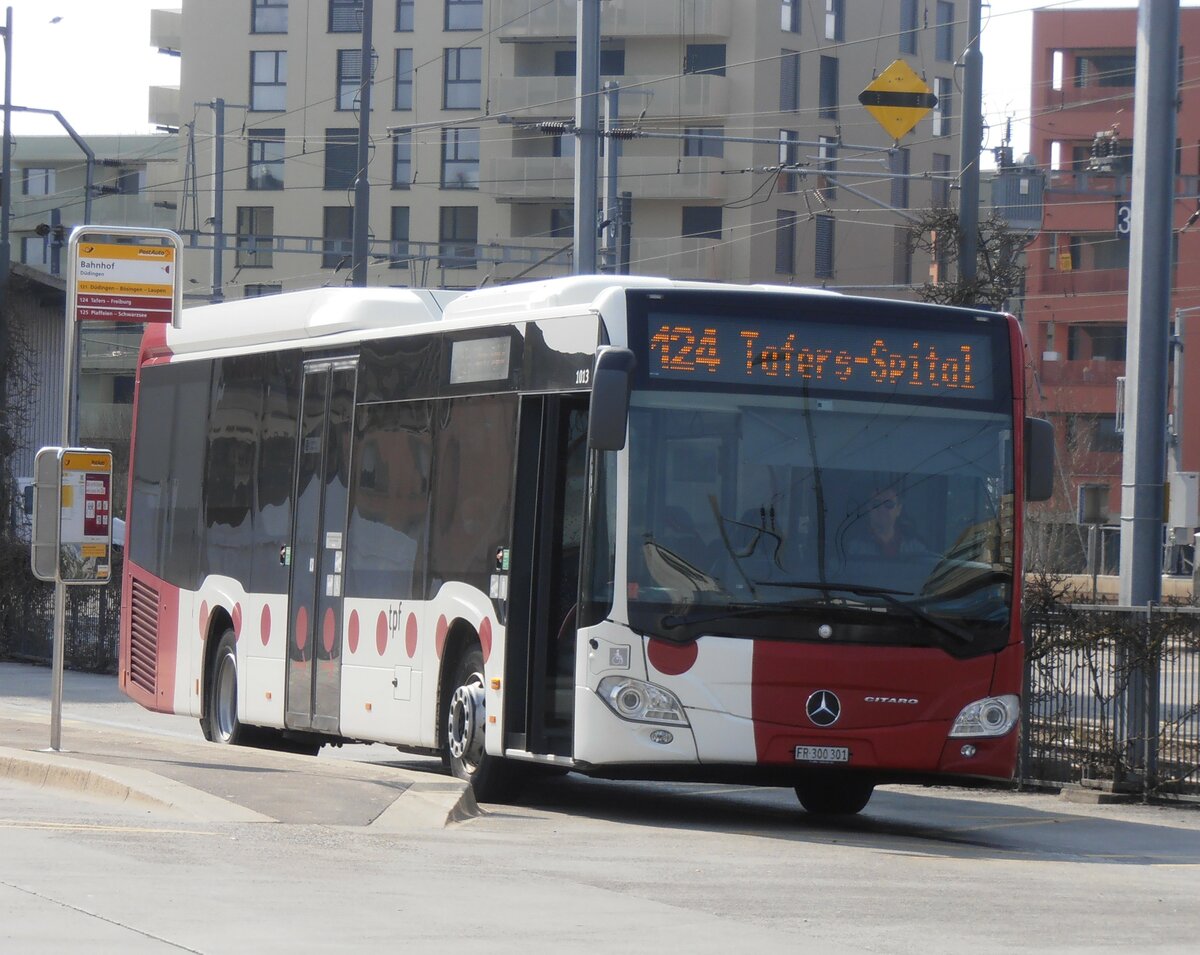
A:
[646, 317, 993, 400]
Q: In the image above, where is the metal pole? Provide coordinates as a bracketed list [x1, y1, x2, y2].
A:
[602, 81, 619, 273]
[957, 0, 983, 295]
[1119, 0, 1179, 777]
[0, 7, 12, 293]
[351, 0, 373, 287]
[619, 191, 632, 274]
[211, 97, 225, 303]
[573, 0, 600, 274]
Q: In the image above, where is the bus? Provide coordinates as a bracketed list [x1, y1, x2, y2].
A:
[118, 277, 1053, 814]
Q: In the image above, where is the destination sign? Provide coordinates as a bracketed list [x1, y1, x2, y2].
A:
[645, 314, 994, 400]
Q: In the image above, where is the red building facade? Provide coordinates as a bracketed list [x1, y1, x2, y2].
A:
[1026, 7, 1200, 544]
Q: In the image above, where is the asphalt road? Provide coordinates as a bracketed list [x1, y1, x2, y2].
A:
[2, 662, 1199, 953]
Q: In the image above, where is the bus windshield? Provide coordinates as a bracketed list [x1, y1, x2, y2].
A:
[624, 388, 1015, 656]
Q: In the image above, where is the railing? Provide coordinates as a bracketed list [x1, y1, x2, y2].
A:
[1022, 601, 1200, 801]
[1037, 358, 1126, 387]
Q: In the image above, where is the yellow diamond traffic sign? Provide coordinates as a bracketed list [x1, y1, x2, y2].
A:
[858, 59, 938, 140]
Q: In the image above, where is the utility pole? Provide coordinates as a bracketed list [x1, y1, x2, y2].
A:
[601, 82, 619, 273]
[957, 0, 983, 296]
[0, 6, 12, 296]
[1119, 0, 1179, 781]
[350, 0, 373, 287]
[573, 0, 600, 274]
[211, 97, 225, 303]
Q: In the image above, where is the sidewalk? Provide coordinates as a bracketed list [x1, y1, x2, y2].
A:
[0, 663, 474, 829]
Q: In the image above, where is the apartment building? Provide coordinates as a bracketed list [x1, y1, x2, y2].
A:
[149, 0, 964, 298]
[1026, 7, 1200, 552]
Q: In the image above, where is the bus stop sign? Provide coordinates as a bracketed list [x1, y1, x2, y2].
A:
[859, 59, 938, 140]
[31, 447, 114, 585]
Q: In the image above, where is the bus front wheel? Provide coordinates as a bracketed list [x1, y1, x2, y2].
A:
[443, 646, 520, 802]
[795, 777, 874, 815]
[202, 630, 245, 745]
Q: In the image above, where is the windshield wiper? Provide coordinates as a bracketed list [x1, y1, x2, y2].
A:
[755, 580, 975, 644]
[660, 602, 816, 632]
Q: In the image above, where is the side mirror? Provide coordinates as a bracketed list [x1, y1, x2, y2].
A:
[588, 347, 636, 451]
[1024, 416, 1055, 502]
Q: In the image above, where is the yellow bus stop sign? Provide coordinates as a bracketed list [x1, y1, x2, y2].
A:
[858, 59, 938, 140]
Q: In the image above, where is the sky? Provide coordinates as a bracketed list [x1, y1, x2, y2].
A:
[0, 0, 1184, 152]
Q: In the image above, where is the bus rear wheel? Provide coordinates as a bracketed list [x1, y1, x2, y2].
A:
[202, 630, 245, 745]
[443, 646, 520, 803]
[795, 777, 875, 815]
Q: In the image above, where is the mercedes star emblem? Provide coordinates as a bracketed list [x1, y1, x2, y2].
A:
[806, 689, 841, 727]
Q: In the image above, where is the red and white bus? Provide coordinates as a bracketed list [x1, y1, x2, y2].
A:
[119, 277, 1052, 813]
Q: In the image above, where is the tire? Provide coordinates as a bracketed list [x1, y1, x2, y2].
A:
[443, 646, 521, 802]
[202, 629, 246, 745]
[795, 777, 875, 815]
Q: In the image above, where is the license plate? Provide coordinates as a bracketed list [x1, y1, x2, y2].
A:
[795, 745, 850, 764]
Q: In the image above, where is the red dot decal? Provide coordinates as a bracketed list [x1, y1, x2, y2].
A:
[323, 608, 337, 654]
[405, 613, 418, 658]
[376, 612, 388, 657]
[647, 638, 698, 676]
[480, 617, 493, 663]
[435, 616, 449, 659]
[260, 605, 271, 646]
[199, 601, 209, 637]
[348, 610, 360, 655]
[296, 606, 308, 652]
[232, 603, 243, 642]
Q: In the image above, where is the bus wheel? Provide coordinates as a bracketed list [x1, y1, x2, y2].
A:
[795, 778, 874, 815]
[203, 630, 246, 746]
[444, 646, 519, 802]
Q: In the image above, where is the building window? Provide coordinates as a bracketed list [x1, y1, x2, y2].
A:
[819, 55, 838, 119]
[337, 49, 365, 110]
[441, 128, 479, 189]
[684, 127, 724, 158]
[392, 130, 413, 188]
[1068, 324, 1127, 362]
[682, 206, 722, 240]
[900, 0, 918, 55]
[818, 135, 838, 199]
[325, 128, 358, 190]
[329, 0, 362, 32]
[390, 206, 410, 269]
[933, 77, 952, 137]
[250, 51, 287, 111]
[780, 49, 800, 112]
[775, 211, 796, 274]
[825, 0, 844, 42]
[936, 2, 954, 62]
[932, 152, 951, 206]
[781, 0, 800, 33]
[685, 43, 726, 76]
[446, 0, 482, 31]
[778, 130, 800, 193]
[394, 49, 413, 109]
[444, 47, 481, 109]
[551, 130, 575, 158]
[21, 168, 56, 196]
[890, 147, 909, 211]
[1074, 51, 1137, 88]
[553, 48, 626, 77]
[21, 235, 49, 267]
[252, 0, 288, 34]
[248, 130, 285, 189]
[396, 0, 414, 31]
[236, 206, 274, 268]
[245, 284, 283, 297]
[322, 207, 353, 268]
[116, 168, 145, 195]
[439, 206, 478, 268]
[815, 214, 835, 278]
[550, 206, 573, 238]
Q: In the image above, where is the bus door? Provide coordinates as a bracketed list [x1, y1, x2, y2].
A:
[286, 358, 358, 735]
[505, 395, 589, 757]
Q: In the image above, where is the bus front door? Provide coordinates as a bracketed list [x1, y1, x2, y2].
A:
[286, 358, 358, 736]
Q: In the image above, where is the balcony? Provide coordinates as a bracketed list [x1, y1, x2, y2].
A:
[629, 237, 728, 281]
[493, 73, 727, 120]
[484, 157, 575, 200]
[1037, 358, 1126, 388]
[148, 85, 180, 129]
[150, 7, 181, 52]
[1032, 269, 1129, 296]
[496, 0, 731, 40]
[617, 156, 729, 200]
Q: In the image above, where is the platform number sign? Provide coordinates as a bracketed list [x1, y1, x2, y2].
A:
[1116, 201, 1132, 240]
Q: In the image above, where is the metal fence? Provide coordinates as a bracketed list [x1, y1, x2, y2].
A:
[1, 555, 122, 674]
[1022, 602, 1200, 800]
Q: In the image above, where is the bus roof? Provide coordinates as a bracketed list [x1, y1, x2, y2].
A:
[164, 277, 840, 356]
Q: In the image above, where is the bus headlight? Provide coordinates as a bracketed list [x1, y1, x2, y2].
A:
[948, 694, 1020, 738]
[597, 676, 689, 726]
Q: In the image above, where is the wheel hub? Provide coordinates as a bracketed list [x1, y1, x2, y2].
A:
[447, 682, 486, 766]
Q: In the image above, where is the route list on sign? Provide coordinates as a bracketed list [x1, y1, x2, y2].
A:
[74, 242, 177, 323]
